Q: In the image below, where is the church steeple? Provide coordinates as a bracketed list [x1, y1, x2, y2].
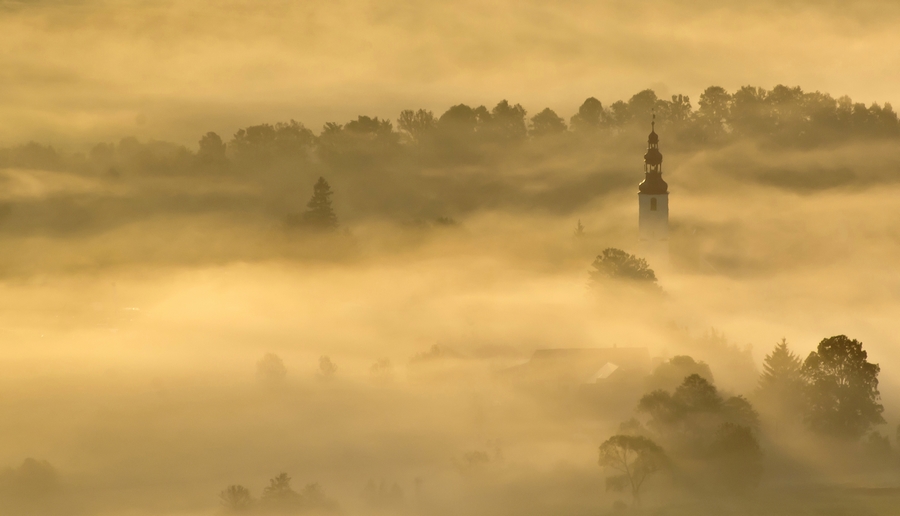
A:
[639, 114, 668, 195]
[637, 114, 669, 259]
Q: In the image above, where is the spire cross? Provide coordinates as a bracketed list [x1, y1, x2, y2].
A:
[651, 112, 656, 131]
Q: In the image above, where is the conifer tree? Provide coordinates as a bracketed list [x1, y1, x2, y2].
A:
[573, 219, 585, 238]
[756, 339, 805, 422]
[303, 177, 338, 230]
[758, 339, 803, 391]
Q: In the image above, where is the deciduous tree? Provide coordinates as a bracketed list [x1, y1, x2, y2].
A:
[398, 109, 436, 143]
[219, 485, 253, 512]
[710, 423, 763, 493]
[530, 108, 567, 137]
[569, 97, 605, 132]
[802, 335, 884, 440]
[590, 248, 658, 287]
[598, 435, 666, 504]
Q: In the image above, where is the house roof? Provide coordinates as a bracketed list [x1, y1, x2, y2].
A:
[504, 347, 651, 385]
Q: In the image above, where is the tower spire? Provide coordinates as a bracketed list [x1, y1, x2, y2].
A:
[640, 114, 666, 191]
[637, 113, 669, 261]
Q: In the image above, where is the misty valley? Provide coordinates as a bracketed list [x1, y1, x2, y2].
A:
[1, 85, 900, 516]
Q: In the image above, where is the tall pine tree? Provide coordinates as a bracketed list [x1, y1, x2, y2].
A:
[759, 339, 802, 390]
[756, 339, 805, 425]
[302, 177, 338, 230]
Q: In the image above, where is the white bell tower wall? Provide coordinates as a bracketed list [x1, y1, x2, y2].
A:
[639, 192, 669, 258]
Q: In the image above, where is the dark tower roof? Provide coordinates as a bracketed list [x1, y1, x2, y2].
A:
[639, 115, 668, 195]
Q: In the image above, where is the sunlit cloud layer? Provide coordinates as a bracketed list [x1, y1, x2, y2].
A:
[1, 0, 900, 146]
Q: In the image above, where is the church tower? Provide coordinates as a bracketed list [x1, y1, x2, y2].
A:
[638, 115, 669, 257]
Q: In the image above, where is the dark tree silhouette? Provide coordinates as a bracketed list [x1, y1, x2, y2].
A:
[636, 375, 762, 492]
[302, 177, 338, 230]
[317, 116, 398, 167]
[318, 355, 337, 381]
[627, 89, 661, 125]
[710, 423, 763, 493]
[672, 373, 723, 413]
[229, 120, 315, 165]
[530, 108, 567, 137]
[486, 100, 527, 142]
[802, 335, 885, 440]
[370, 358, 393, 381]
[362, 480, 405, 509]
[646, 355, 714, 392]
[570, 97, 605, 132]
[0, 458, 65, 515]
[760, 339, 803, 391]
[197, 132, 226, 164]
[1, 142, 63, 170]
[344, 115, 394, 137]
[607, 100, 630, 127]
[590, 248, 658, 287]
[697, 86, 732, 140]
[225, 474, 338, 513]
[256, 353, 287, 384]
[261, 473, 300, 507]
[661, 94, 693, 126]
[433, 104, 491, 161]
[398, 109, 436, 143]
[438, 104, 488, 136]
[0, 458, 61, 501]
[639, 374, 760, 447]
[730, 86, 771, 137]
[756, 339, 805, 423]
[573, 219, 585, 238]
[299, 483, 339, 512]
[722, 395, 761, 430]
[598, 435, 666, 505]
[862, 431, 892, 461]
[219, 485, 253, 511]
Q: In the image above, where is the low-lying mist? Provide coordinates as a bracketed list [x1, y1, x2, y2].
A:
[3, 92, 900, 515]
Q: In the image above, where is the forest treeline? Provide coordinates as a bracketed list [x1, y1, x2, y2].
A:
[0, 84, 897, 254]
[1, 84, 897, 178]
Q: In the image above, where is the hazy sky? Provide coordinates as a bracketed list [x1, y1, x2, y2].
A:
[2, 0, 900, 147]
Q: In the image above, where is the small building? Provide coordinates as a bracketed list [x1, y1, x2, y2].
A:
[503, 347, 651, 389]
